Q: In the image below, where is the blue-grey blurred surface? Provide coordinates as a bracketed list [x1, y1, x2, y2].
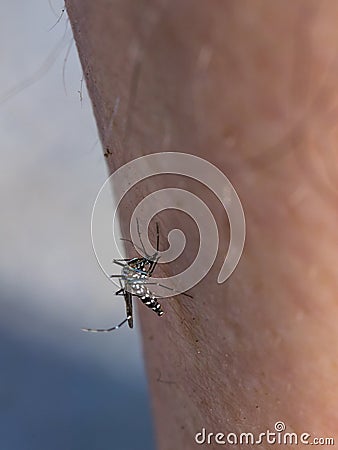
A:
[0, 1, 155, 449]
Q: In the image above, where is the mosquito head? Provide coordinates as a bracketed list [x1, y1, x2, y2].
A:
[142, 253, 160, 273]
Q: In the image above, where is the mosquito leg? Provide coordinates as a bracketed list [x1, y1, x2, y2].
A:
[112, 260, 127, 268]
[156, 222, 160, 252]
[181, 291, 193, 298]
[136, 218, 147, 255]
[141, 282, 193, 298]
[148, 260, 159, 276]
[115, 280, 127, 296]
[112, 258, 134, 261]
[147, 223, 160, 276]
[81, 316, 132, 333]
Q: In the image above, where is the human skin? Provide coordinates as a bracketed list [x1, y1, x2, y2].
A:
[66, 1, 338, 448]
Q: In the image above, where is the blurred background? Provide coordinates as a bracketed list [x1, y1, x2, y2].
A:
[0, 1, 154, 449]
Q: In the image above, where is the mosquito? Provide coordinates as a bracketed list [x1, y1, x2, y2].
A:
[82, 220, 192, 333]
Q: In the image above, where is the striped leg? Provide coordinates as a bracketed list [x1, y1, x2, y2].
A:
[81, 282, 131, 332]
[140, 281, 193, 298]
[81, 315, 132, 333]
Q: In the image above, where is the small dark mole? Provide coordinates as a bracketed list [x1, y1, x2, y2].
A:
[195, 339, 199, 343]
[192, 317, 196, 321]
[243, 417, 246, 420]
[256, 405, 259, 408]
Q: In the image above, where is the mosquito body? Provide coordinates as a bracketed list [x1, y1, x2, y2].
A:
[120, 258, 164, 318]
[82, 221, 192, 333]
